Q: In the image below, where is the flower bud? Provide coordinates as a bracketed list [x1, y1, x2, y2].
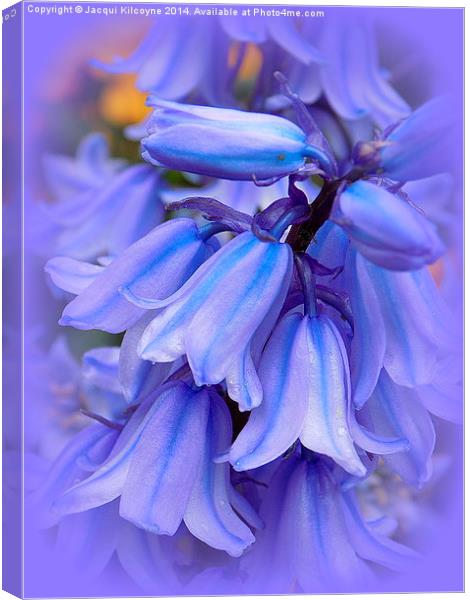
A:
[141, 99, 321, 181]
[332, 180, 444, 270]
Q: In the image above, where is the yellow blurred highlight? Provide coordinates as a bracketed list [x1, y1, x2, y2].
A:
[228, 42, 263, 81]
[99, 74, 150, 126]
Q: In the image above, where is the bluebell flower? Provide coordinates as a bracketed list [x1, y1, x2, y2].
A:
[265, 16, 410, 128]
[219, 15, 323, 64]
[42, 133, 125, 201]
[42, 132, 164, 262]
[355, 96, 458, 182]
[228, 301, 409, 475]
[23, 335, 87, 458]
[49, 218, 216, 333]
[228, 309, 365, 475]
[50, 164, 164, 261]
[141, 99, 330, 181]
[317, 15, 410, 126]
[31, 423, 119, 528]
[364, 369, 435, 488]
[310, 224, 456, 404]
[352, 255, 456, 390]
[93, 18, 235, 106]
[94, 16, 323, 107]
[242, 455, 417, 593]
[331, 180, 445, 270]
[54, 382, 256, 557]
[24, 333, 130, 465]
[52, 501, 121, 583]
[415, 355, 462, 424]
[381, 97, 457, 181]
[130, 230, 293, 407]
[115, 519, 183, 594]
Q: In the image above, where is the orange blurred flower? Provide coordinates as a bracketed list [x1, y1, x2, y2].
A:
[99, 74, 150, 127]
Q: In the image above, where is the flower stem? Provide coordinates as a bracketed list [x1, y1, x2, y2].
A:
[286, 179, 343, 253]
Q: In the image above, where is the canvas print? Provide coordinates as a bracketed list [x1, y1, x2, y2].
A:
[2, 2, 464, 597]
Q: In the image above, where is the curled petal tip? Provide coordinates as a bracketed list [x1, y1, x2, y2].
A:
[213, 452, 230, 464]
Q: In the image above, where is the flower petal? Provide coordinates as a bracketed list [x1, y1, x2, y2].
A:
[287, 461, 370, 591]
[55, 388, 170, 514]
[345, 251, 386, 408]
[45, 257, 104, 295]
[82, 347, 121, 394]
[185, 238, 292, 385]
[60, 218, 208, 333]
[367, 370, 436, 487]
[342, 490, 419, 570]
[267, 19, 323, 65]
[319, 16, 409, 125]
[374, 266, 453, 387]
[32, 425, 117, 527]
[334, 181, 444, 270]
[119, 312, 171, 404]
[119, 384, 209, 534]
[225, 344, 263, 412]
[300, 314, 365, 477]
[229, 312, 307, 471]
[184, 392, 255, 556]
[54, 501, 119, 581]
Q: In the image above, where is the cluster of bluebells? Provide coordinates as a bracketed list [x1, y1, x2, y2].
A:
[31, 12, 461, 594]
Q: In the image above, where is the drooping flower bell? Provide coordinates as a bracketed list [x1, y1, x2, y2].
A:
[42, 133, 164, 262]
[31, 423, 120, 528]
[310, 224, 456, 404]
[414, 354, 463, 425]
[349, 251, 456, 391]
[47, 218, 217, 333]
[353, 96, 458, 182]
[227, 257, 407, 475]
[141, 99, 331, 182]
[53, 165, 164, 262]
[127, 225, 294, 409]
[379, 96, 457, 182]
[331, 180, 445, 271]
[242, 454, 417, 593]
[316, 14, 410, 126]
[364, 369, 436, 488]
[92, 18, 219, 102]
[54, 382, 257, 557]
[228, 308, 365, 476]
[42, 132, 124, 201]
